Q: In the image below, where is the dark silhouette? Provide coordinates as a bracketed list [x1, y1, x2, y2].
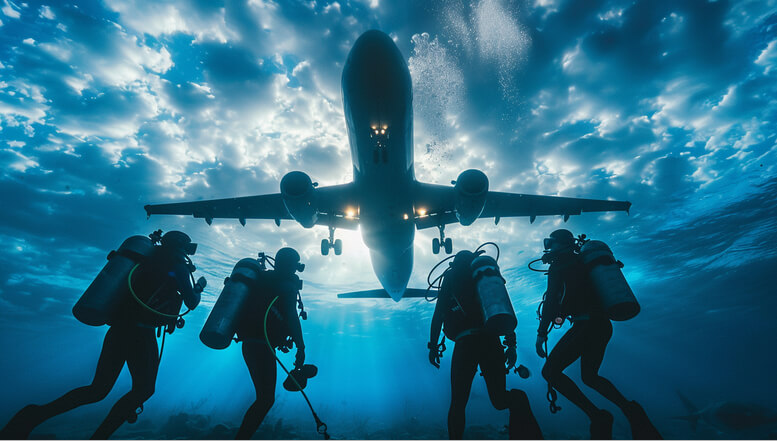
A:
[234, 247, 307, 440]
[429, 250, 543, 440]
[0, 231, 201, 440]
[535, 229, 660, 440]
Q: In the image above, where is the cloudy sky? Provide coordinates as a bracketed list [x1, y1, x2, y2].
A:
[1, 0, 776, 439]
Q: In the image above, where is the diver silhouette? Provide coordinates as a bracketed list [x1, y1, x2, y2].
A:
[535, 229, 661, 440]
[0, 231, 202, 440]
[429, 250, 543, 440]
[233, 247, 308, 440]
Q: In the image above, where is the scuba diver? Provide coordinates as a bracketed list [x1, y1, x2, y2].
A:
[231, 247, 309, 440]
[0, 230, 203, 440]
[428, 248, 543, 440]
[534, 229, 661, 440]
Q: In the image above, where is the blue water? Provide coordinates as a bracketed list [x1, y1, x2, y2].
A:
[2, 181, 776, 440]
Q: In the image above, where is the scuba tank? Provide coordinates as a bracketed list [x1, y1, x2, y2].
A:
[470, 255, 517, 335]
[200, 257, 269, 350]
[73, 235, 156, 326]
[579, 240, 640, 321]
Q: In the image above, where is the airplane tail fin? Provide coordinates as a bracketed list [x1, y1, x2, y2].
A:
[337, 288, 430, 299]
[674, 391, 700, 431]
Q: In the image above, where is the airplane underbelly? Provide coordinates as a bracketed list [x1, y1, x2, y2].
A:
[359, 182, 415, 253]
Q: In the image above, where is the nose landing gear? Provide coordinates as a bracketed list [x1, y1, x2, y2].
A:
[321, 226, 342, 256]
[432, 224, 453, 255]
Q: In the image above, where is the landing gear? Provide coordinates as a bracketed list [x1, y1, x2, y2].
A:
[432, 225, 453, 255]
[321, 226, 342, 256]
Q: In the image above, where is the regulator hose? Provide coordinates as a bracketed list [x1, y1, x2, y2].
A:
[424, 255, 455, 302]
[528, 257, 548, 273]
[128, 264, 192, 320]
[264, 296, 330, 440]
[474, 241, 500, 261]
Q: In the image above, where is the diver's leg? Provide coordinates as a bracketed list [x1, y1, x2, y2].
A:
[448, 336, 478, 440]
[236, 341, 277, 440]
[579, 320, 629, 409]
[480, 335, 543, 440]
[0, 327, 126, 439]
[579, 320, 662, 439]
[542, 324, 603, 420]
[91, 327, 158, 439]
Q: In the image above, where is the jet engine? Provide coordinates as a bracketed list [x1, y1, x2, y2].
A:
[454, 169, 489, 226]
[280, 171, 318, 228]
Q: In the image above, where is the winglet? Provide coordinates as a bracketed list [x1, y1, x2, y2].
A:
[626, 201, 632, 215]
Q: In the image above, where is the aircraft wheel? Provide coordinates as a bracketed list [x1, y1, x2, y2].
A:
[444, 238, 453, 254]
[333, 239, 343, 255]
[432, 238, 440, 254]
[321, 239, 330, 256]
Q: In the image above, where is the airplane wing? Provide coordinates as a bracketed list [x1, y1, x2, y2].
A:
[144, 183, 359, 230]
[412, 182, 631, 230]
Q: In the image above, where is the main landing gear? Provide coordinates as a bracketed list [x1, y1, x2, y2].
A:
[432, 224, 453, 255]
[321, 226, 342, 256]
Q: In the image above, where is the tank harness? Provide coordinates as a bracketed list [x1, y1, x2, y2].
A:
[255, 255, 330, 440]
[127, 255, 196, 364]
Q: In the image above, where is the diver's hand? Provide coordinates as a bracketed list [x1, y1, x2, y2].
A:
[294, 347, 306, 369]
[535, 334, 547, 358]
[427, 343, 440, 369]
[505, 345, 517, 370]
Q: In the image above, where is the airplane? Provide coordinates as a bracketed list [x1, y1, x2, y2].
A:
[144, 30, 631, 301]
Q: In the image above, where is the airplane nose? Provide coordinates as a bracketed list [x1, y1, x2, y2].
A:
[369, 246, 412, 302]
[351, 30, 396, 57]
[343, 30, 406, 78]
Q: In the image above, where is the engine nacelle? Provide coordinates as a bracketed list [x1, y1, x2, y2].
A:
[280, 171, 318, 228]
[454, 169, 489, 226]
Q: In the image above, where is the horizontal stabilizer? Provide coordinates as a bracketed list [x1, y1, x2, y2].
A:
[337, 288, 430, 299]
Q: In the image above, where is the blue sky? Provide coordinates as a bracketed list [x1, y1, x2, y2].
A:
[1, 0, 777, 439]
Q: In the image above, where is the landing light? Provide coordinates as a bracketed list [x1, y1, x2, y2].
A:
[403, 213, 409, 220]
[417, 208, 427, 216]
[345, 208, 356, 218]
[380, 129, 385, 134]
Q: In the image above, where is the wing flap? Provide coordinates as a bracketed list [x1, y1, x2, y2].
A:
[482, 191, 631, 218]
[144, 183, 361, 229]
[144, 194, 290, 220]
[412, 182, 631, 229]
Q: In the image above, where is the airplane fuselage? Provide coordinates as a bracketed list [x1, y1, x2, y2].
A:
[342, 31, 416, 300]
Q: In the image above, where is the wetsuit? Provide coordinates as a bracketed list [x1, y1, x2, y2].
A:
[234, 270, 305, 440]
[430, 258, 542, 440]
[0, 247, 196, 440]
[538, 251, 661, 439]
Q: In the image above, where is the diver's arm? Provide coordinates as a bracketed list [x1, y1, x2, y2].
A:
[429, 294, 445, 346]
[537, 266, 563, 336]
[284, 293, 305, 350]
[173, 263, 200, 310]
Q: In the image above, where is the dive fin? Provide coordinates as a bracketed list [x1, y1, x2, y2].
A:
[337, 288, 430, 299]
[675, 391, 700, 431]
